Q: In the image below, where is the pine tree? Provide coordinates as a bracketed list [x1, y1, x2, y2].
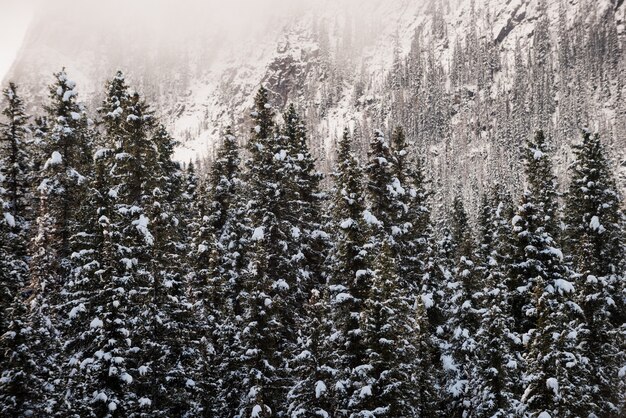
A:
[364, 129, 395, 241]
[235, 87, 299, 416]
[349, 240, 420, 417]
[444, 196, 481, 416]
[0, 82, 31, 339]
[471, 187, 520, 416]
[514, 133, 592, 417]
[8, 70, 95, 415]
[563, 130, 625, 415]
[201, 129, 250, 417]
[328, 128, 372, 416]
[282, 104, 328, 294]
[59, 72, 145, 416]
[508, 130, 560, 336]
[286, 289, 334, 417]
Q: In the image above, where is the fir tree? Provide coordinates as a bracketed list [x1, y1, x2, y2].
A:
[350, 240, 420, 417]
[327, 128, 371, 416]
[508, 131, 561, 336]
[471, 187, 520, 416]
[514, 133, 592, 417]
[235, 87, 298, 416]
[444, 196, 481, 416]
[563, 130, 625, 415]
[287, 289, 334, 417]
[0, 82, 31, 339]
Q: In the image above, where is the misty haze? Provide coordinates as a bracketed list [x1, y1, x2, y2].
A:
[1, 0, 625, 417]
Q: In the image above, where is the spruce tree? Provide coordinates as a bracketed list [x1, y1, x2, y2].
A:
[328, 128, 372, 416]
[349, 240, 420, 417]
[508, 130, 561, 336]
[517, 189, 591, 417]
[563, 130, 625, 415]
[286, 289, 334, 417]
[471, 187, 520, 416]
[0, 82, 31, 339]
[514, 133, 591, 417]
[235, 87, 298, 416]
[444, 196, 481, 416]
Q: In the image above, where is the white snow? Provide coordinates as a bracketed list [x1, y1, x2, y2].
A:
[363, 210, 381, 226]
[108, 402, 117, 412]
[133, 214, 154, 246]
[45, 151, 63, 168]
[274, 149, 287, 161]
[359, 385, 372, 398]
[251, 405, 263, 418]
[94, 392, 107, 402]
[90, 317, 104, 328]
[62, 89, 76, 102]
[554, 279, 574, 294]
[69, 303, 86, 319]
[315, 380, 327, 398]
[421, 293, 434, 309]
[251, 226, 265, 241]
[120, 373, 133, 384]
[3, 212, 15, 228]
[547, 247, 564, 261]
[272, 279, 290, 291]
[442, 354, 457, 372]
[139, 397, 152, 407]
[589, 216, 604, 233]
[340, 219, 354, 229]
[546, 377, 559, 395]
[335, 292, 353, 303]
[355, 269, 368, 278]
[537, 413, 551, 418]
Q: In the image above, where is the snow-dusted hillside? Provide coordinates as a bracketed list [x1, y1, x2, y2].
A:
[4, 0, 626, 210]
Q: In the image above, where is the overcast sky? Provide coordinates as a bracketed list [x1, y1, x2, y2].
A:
[0, 0, 35, 81]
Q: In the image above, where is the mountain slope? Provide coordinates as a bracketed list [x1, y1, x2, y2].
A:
[4, 0, 626, 212]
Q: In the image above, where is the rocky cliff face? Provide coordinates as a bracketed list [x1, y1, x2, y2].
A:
[5, 0, 626, 212]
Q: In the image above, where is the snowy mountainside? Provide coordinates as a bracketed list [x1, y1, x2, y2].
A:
[4, 0, 626, 211]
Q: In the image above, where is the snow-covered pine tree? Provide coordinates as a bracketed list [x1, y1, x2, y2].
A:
[61, 74, 201, 417]
[199, 128, 250, 417]
[388, 126, 426, 292]
[7, 70, 94, 415]
[281, 104, 328, 294]
[563, 130, 625, 415]
[37, 69, 93, 268]
[364, 129, 395, 242]
[349, 240, 420, 417]
[59, 72, 144, 416]
[287, 288, 334, 417]
[471, 187, 520, 416]
[0, 82, 31, 338]
[513, 133, 592, 417]
[235, 87, 299, 416]
[517, 190, 592, 417]
[508, 130, 560, 337]
[327, 128, 372, 417]
[443, 196, 481, 416]
[136, 123, 203, 416]
[413, 295, 440, 417]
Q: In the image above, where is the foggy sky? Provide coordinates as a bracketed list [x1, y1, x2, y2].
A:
[0, 0, 34, 80]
